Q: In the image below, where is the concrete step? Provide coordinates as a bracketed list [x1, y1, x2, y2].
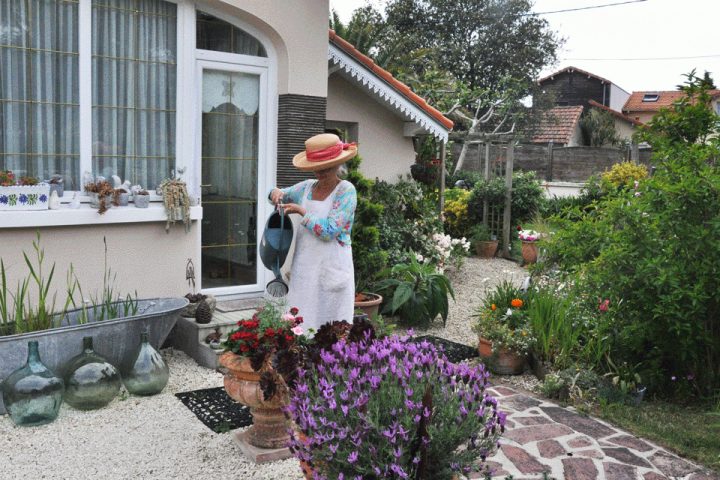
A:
[172, 308, 258, 369]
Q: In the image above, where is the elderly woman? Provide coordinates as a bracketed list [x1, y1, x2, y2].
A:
[269, 133, 357, 332]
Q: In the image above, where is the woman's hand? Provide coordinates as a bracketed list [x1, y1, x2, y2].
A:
[278, 202, 306, 216]
[270, 188, 285, 205]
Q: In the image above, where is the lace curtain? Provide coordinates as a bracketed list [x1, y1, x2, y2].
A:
[92, 0, 177, 190]
[0, 0, 176, 191]
[0, 0, 80, 188]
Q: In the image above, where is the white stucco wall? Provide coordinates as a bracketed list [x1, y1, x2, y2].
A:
[0, 222, 199, 309]
[326, 74, 417, 182]
[567, 124, 583, 147]
[610, 83, 630, 112]
[211, 0, 329, 97]
[613, 117, 637, 142]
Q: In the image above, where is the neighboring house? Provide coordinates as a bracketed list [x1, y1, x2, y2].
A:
[531, 105, 584, 147]
[587, 100, 643, 143]
[538, 66, 631, 113]
[623, 90, 720, 124]
[0, 1, 450, 302]
[326, 31, 453, 182]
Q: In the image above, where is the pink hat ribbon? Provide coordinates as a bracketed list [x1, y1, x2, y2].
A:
[306, 141, 356, 162]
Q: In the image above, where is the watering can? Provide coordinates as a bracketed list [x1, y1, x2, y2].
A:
[259, 210, 294, 296]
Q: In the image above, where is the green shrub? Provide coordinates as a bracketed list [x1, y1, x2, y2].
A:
[543, 73, 720, 397]
[370, 179, 444, 266]
[346, 155, 388, 292]
[510, 170, 545, 225]
[601, 161, 648, 190]
[375, 257, 454, 329]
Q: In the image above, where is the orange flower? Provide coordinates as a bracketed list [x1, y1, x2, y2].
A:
[510, 298, 523, 308]
[491, 304, 497, 311]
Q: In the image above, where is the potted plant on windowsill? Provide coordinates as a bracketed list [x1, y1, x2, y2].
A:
[133, 189, 150, 208]
[159, 173, 191, 233]
[85, 180, 115, 214]
[0, 171, 51, 212]
[470, 224, 498, 258]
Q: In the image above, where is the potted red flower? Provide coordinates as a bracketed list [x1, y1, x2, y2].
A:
[220, 302, 305, 451]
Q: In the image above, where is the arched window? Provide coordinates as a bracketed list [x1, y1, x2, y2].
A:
[196, 12, 266, 57]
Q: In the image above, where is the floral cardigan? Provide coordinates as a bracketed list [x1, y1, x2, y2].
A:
[275, 180, 356, 247]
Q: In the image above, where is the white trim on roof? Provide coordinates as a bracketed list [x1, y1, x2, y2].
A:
[328, 44, 449, 142]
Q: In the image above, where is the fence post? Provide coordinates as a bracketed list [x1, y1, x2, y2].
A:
[502, 142, 514, 258]
[630, 142, 640, 164]
[439, 140, 446, 213]
[546, 141, 554, 181]
[482, 142, 490, 227]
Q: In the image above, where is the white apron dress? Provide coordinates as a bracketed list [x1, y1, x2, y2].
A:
[286, 181, 355, 332]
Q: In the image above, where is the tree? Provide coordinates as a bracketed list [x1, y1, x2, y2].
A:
[580, 109, 621, 147]
[382, 0, 562, 92]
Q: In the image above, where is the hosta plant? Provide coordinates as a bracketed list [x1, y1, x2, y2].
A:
[374, 256, 454, 329]
[287, 334, 505, 479]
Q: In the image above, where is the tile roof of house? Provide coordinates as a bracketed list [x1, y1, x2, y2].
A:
[328, 30, 454, 130]
[538, 66, 615, 86]
[588, 99, 644, 126]
[532, 105, 584, 145]
[623, 89, 720, 113]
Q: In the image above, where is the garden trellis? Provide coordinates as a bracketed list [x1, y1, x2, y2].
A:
[477, 140, 514, 258]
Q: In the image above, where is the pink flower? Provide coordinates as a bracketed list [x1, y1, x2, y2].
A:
[598, 299, 610, 313]
[282, 313, 295, 322]
[291, 326, 304, 335]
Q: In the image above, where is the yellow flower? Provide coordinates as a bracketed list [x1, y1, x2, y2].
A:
[521, 330, 527, 337]
[511, 298, 523, 308]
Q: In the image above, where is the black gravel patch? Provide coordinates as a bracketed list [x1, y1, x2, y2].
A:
[413, 335, 479, 364]
[175, 387, 252, 433]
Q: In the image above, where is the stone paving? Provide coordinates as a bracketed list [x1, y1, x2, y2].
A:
[474, 385, 720, 480]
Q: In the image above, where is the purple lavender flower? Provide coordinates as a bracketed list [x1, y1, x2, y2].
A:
[347, 451, 358, 464]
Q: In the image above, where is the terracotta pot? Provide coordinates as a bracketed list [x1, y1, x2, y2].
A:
[475, 240, 498, 258]
[521, 241, 538, 264]
[354, 292, 383, 319]
[478, 337, 493, 359]
[219, 352, 289, 449]
[477, 337, 526, 375]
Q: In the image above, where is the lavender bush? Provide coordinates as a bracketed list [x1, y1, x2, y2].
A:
[287, 334, 505, 479]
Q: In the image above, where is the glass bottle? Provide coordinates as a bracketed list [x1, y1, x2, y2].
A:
[64, 336, 121, 410]
[2, 341, 64, 427]
[123, 331, 169, 396]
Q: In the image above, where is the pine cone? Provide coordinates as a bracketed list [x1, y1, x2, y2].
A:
[195, 299, 213, 324]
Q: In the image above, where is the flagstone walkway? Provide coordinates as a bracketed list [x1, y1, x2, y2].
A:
[477, 385, 719, 480]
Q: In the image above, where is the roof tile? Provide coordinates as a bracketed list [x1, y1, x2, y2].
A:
[623, 89, 720, 113]
[532, 105, 584, 145]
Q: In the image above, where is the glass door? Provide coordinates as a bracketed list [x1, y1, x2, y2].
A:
[199, 66, 262, 291]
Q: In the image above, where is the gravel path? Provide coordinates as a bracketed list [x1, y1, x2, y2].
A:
[0, 258, 525, 480]
[404, 257, 527, 346]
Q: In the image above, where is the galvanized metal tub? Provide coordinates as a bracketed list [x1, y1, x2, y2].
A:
[0, 297, 188, 414]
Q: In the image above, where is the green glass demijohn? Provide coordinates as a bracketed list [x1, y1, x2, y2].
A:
[63, 336, 121, 410]
[122, 331, 169, 396]
[2, 341, 64, 427]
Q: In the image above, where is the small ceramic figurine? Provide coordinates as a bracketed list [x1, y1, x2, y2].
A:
[48, 190, 61, 210]
[112, 175, 122, 189]
[69, 192, 81, 209]
[121, 180, 132, 193]
[205, 328, 223, 350]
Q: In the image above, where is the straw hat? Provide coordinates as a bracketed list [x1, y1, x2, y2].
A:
[292, 133, 357, 172]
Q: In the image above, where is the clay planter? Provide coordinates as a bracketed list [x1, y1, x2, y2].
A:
[354, 292, 383, 319]
[475, 240, 498, 258]
[219, 352, 289, 449]
[521, 241, 538, 264]
[477, 337, 526, 375]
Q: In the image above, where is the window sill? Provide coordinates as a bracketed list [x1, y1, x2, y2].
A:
[0, 203, 203, 229]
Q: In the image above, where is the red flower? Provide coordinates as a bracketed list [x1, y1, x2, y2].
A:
[294, 316, 304, 325]
[516, 225, 522, 231]
[264, 328, 276, 337]
[290, 307, 299, 315]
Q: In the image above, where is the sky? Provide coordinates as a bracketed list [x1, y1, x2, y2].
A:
[329, 0, 720, 94]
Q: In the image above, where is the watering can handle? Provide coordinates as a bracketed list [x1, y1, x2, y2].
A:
[276, 209, 285, 273]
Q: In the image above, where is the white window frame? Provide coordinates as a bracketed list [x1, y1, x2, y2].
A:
[1, 0, 278, 246]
